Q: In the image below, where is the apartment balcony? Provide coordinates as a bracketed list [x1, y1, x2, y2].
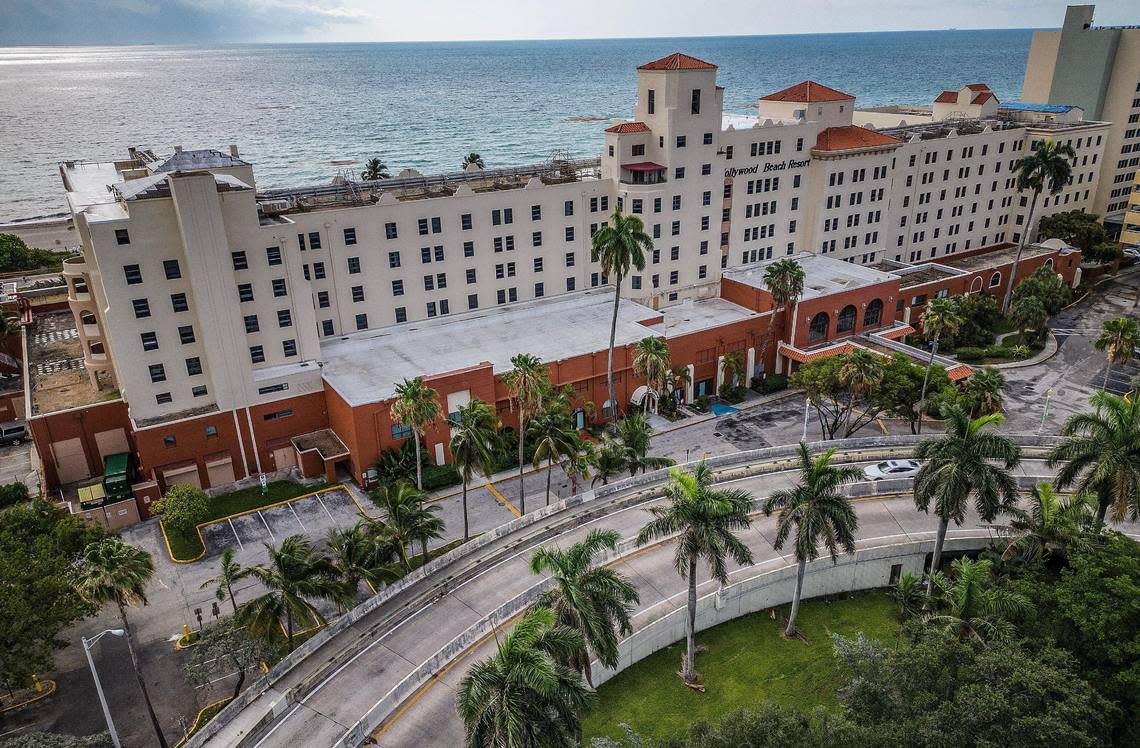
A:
[62, 254, 88, 276]
[619, 162, 668, 187]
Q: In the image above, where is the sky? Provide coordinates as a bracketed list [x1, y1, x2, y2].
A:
[0, 0, 1137, 46]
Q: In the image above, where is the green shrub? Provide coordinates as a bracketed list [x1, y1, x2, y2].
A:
[984, 345, 1012, 358]
[954, 346, 986, 363]
[0, 482, 30, 509]
[718, 384, 746, 403]
[694, 395, 711, 413]
[760, 373, 788, 394]
[153, 484, 210, 537]
[420, 464, 461, 491]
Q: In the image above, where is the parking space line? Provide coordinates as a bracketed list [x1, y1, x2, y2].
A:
[227, 518, 244, 552]
[289, 502, 308, 532]
[259, 511, 276, 542]
[315, 492, 336, 520]
[484, 482, 521, 518]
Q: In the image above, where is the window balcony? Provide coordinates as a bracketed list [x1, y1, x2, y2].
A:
[620, 162, 668, 186]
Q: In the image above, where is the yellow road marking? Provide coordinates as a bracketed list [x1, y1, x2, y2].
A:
[484, 482, 521, 518]
[876, 418, 888, 435]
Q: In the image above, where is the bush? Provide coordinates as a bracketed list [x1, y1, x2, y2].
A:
[420, 463, 461, 491]
[0, 233, 62, 274]
[718, 384, 746, 404]
[954, 346, 986, 363]
[984, 345, 1013, 358]
[693, 395, 711, 413]
[0, 482, 30, 509]
[153, 484, 210, 537]
[759, 373, 788, 394]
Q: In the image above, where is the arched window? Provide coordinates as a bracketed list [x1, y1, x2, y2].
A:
[864, 298, 883, 329]
[989, 271, 1001, 288]
[970, 276, 983, 293]
[1044, 258, 1054, 270]
[836, 305, 857, 333]
[79, 310, 97, 326]
[808, 312, 829, 342]
[89, 341, 104, 355]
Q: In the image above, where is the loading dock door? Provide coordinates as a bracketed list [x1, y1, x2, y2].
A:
[51, 438, 91, 484]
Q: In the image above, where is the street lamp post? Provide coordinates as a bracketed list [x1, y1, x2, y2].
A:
[82, 629, 125, 748]
[1038, 388, 1055, 434]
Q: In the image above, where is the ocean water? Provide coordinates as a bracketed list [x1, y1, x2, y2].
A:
[0, 30, 1035, 221]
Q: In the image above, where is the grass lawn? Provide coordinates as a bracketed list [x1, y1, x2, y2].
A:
[164, 480, 334, 561]
[583, 591, 898, 745]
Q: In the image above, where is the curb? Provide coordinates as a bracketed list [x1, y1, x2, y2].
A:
[0, 679, 57, 714]
[988, 331, 1060, 370]
[174, 698, 233, 748]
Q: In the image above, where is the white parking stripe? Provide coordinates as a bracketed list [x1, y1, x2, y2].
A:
[259, 511, 276, 542]
[289, 502, 308, 532]
[315, 492, 336, 520]
[228, 518, 244, 551]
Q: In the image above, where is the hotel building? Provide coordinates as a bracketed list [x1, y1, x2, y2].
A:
[26, 49, 1096, 516]
[1022, 3, 1140, 223]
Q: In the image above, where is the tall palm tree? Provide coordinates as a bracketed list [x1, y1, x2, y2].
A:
[589, 436, 627, 486]
[913, 405, 1020, 593]
[1048, 390, 1140, 523]
[636, 462, 754, 684]
[1001, 482, 1094, 563]
[200, 546, 244, 614]
[565, 440, 594, 495]
[529, 410, 579, 507]
[1001, 139, 1076, 314]
[391, 377, 441, 493]
[719, 350, 747, 392]
[926, 557, 1030, 641]
[327, 521, 400, 600]
[632, 336, 671, 411]
[529, 529, 640, 686]
[1094, 316, 1140, 391]
[235, 535, 346, 651]
[917, 298, 964, 434]
[372, 480, 444, 567]
[758, 258, 805, 378]
[591, 210, 651, 420]
[762, 444, 861, 636]
[837, 348, 883, 436]
[456, 606, 595, 748]
[450, 399, 501, 540]
[461, 152, 485, 169]
[667, 364, 692, 406]
[74, 538, 169, 748]
[614, 412, 674, 476]
[963, 366, 1005, 418]
[503, 353, 549, 515]
[360, 157, 390, 181]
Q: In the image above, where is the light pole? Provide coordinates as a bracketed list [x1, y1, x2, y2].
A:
[82, 629, 125, 748]
[1038, 388, 1055, 435]
[801, 397, 811, 442]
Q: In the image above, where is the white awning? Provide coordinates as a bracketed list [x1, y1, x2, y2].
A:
[629, 385, 650, 404]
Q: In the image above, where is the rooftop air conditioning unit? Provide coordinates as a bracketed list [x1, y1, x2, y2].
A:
[259, 199, 293, 214]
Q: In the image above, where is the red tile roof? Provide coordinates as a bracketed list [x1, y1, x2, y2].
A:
[638, 53, 717, 71]
[965, 83, 990, 91]
[814, 126, 903, 152]
[878, 325, 916, 340]
[605, 121, 650, 134]
[971, 91, 997, 105]
[778, 341, 854, 364]
[934, 90, 959, 104]
[948, 364, 974, 382]
[761, 80, 855, 103]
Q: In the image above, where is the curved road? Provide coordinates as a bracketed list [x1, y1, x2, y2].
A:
[198, 451, 1137, 748]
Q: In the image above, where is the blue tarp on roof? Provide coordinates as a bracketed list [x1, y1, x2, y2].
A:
[1000, 102, 1076, 114]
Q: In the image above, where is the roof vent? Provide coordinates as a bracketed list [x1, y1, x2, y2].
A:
[229, 144, 240, 158]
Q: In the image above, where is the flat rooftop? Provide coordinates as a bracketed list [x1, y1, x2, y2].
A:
[26, 311, 118, 415]
[892, 263, 964, 289]
[657, 297, 760, 337]
[724, 253, 897, 301]
[932, 242, 1067, 273]
[319, 288, 661, 406]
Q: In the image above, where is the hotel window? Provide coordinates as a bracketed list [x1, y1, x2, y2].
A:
[348, 257, 361, 274]
[535, 282, 545, 298]
[282, 339, 297, 357]
[631, 276, 641, 290]
[178, 325, 195, 344]
[163, 259, 181, 280]
[653, 197, 661, 213]
[566, 277, 576, 292]
[700, 240, 708, 254]
[123, 264, 142, 285]
[702, 191, 711, 206]
[185, 357, 203, 376]
[436, 272, 447, 288]
[565, 226, 575, 241]
[271, 279, 287, 297]
[534, 257, 544, 272]
[343, 227, 357, 245]
[156, 392, 172, 405]
[631, 144, 645, 157]
[244, 314, 259, 333]
[703, 132, 713, 145]
[463, 241, 475, 257]
[675, 167, 685, 179]
[192, 385, 208, 398]
[266, 247, 282, 266]
[148, 363, 166, 383]
[297, 233, 307, 251]
[647, 89, 655, 114]
[532, 231, 542, 247]
[564, 251, 575, 268]
[356, 313, 368, 330]
[141, 332, 158, 351]
[652, 224, 661, 239]
[115, 228, 130, 245]
[698, 265, 707, 279]
[673, 195, 682, 210]
[669, 270, 679, 285]
[385, 222, 398, 240]
[676, 135, 687, 148]
[564, 200, 574, 216]
[317, 291, 330, 309]
[652, 249, 660, 264]
[632, 199, 643, 214]
[608, 145, 614, 157]
[395, 306, 407, 323]
[391, 423, 413, 440]
[601, 196, 609, 211]
[313, 262, 326, 280]
[672, 221, 681, 236]
[497, 289, 506, 304]
[463, 268, 476, 284]
[494, 238, 503, 253]
[670, 246, 680, 261]
[431, 217, 442, 233]
[277, 309, 292, 328]
[162, 434, 176, 447]
[461, 213, 472, 231]
[590, 197, 599, 212]
[419, 218, 429, 235]
[388, 251, 401, 268]
[424, 274, 435, 290]
[307, 232, 321, 249]
[231, 251, 248, 271]
[468, 294, 479, 310]
[171, 293, 189, 312]
[531, 204, 542, 221]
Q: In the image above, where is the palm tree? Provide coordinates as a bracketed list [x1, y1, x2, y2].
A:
[503, 353, 549, 515]
[565, 440, 594, 494]
[719, 350, 747, 392]
[667, 364, 692, 406]
[235, 535, 346, 651]
[75, 539, 169, 748]
[636, 462, 754, 684]
[200, 546, 244, 614]
[757, 258, 805, 377]
[461, 152, 485, 170]
[837, 348, 883, 436]
[926, 557, 1030, 641]
[450, 399, 501, 540]
[529, 410, 579, 507]
[1001, 139, 1076, 314]
[370, 480, 444, 568]
[614, 412, 674, 476]
[1094, 316, 1140, 391]
[963, 366, 1005, 418]
[913, 405, 1021, 593]
[762, 444, 861, 637]
[917, 298, 964, 434]
[1001, 482, 1094, 563]
[1048, 390, 1140, 523]
[529, 529, 640, 686]
[391, 377, 441, 493]
[456, 606, 595, 748]
[632, 336, 671, 411]
[892, 572, 925, 622]
[327, 521, 400, 600]
[589, 436, 627, 486]
[591, 210, 651, 420]
[360, 157, 390, 181]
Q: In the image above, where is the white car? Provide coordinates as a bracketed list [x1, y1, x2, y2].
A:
[1123, 247, 1140, 260]
[863, 459, 922, 481]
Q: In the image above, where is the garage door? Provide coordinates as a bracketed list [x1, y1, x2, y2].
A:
[51, 438, 91, 484]
[205, 456, 236, 488]
[271, 445, 297, 471]
[161, 463, 201, 489]
[94, 428, 129, 461]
